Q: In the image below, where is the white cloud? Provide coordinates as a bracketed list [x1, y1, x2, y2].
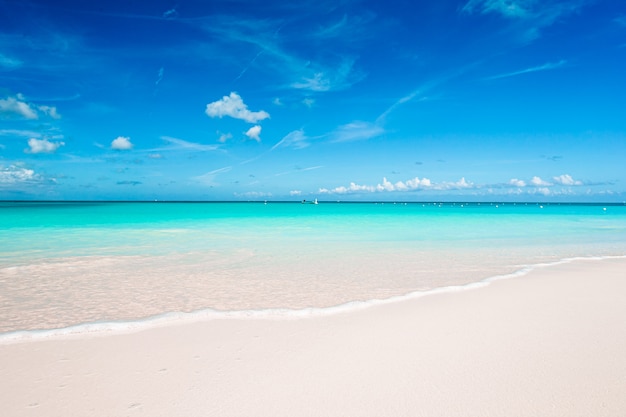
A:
[0, 53, 22, 69]
[37, 105, 61, 119]
[0, 95, 38, 119]
[245, 125, 262, 142]
[160, 136, 219, 151]
[320, 176, 434, 195]
[486, 60, 567, 80]
[163, 7, 178, 19]
[0, 165, 40, 184]
[234, 191, 273, 199]
[302, 98, 315, 108]
[0, 95, 61, 120]
[329, 121, 385, 142]
[26, 138, 65, 154]
[462, 0, 533, 18]
[0, 129, 42, 138]
[530, 176, 551, 186]
[291, 58, 363, 92]
[272, 98, 283, 106]
[111, 136, 133, 150]
[462, 0, 587, 42]
[509, 178, 526, 187]
[205, 92, 269, 123]
[217, 132, 232, 143]
[553, 174, 582, 186]
[440, 177, 473, 190]
[194, 166, 232, 186]
[272, 129, 310, 150]
[290, 190, 302, 196]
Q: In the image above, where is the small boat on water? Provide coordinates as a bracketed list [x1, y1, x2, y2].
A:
[302, 198, 318, 205]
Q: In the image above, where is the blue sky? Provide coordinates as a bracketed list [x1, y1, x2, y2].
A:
[1, 0, 625, 201]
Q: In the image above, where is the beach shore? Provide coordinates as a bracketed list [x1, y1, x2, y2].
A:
[2, 257, 625, 417]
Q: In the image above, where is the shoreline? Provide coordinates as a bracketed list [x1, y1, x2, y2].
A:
[1, 254, 625, 344]
[2, 256, 626, 416]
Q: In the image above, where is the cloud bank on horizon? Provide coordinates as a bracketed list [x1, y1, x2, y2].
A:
[0, 0, 624, 201]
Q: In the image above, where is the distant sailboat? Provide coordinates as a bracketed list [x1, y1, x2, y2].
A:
[302, 198, 319, 205]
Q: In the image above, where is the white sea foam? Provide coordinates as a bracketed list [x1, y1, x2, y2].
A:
[2, 255, 623, 345]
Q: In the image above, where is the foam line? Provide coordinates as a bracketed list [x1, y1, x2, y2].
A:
[1, 255, 624, 345]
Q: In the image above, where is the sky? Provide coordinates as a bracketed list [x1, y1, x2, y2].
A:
[0, 0, 625, 202]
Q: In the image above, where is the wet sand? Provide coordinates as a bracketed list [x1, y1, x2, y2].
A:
[1, 257, 625, 416]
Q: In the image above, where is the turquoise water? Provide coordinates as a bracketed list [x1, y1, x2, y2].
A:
[1, 201, 625, 334]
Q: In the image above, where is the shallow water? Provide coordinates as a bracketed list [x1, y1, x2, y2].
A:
[1, 201, 625, 333]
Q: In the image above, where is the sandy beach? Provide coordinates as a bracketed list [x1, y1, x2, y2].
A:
[2, 257, 625, 417]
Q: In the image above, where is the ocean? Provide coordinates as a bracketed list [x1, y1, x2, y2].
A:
[1, 201, 625, 338]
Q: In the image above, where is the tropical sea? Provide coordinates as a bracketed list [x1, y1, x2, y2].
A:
[1, 201, 625, 338]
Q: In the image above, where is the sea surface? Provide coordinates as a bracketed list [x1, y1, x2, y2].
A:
[1, 201, 625, 337]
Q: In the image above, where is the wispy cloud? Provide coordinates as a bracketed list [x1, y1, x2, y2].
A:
[329, 121, 385, 142]
[0, 53, 22, 69]
[205, 92, 270, 123]
[158, 136, 220, 152]
[486, 59, 567, 80]
[274, 165, 324, 177]
[0, 129, 43, 138]
[462, 0, 588, 41]
[272, 129, 312, 150]
[198, 16, 364, 92]
[462, 0, 534, 18]
[291, 58, 364, 92]
[194, 166, 232, 186]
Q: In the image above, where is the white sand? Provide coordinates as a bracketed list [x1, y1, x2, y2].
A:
[2, 257, 625, 417]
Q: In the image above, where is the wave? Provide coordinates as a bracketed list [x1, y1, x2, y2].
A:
[1, 255, 624, 345]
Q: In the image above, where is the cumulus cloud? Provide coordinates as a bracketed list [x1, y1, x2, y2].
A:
[245, 125, 262, 142]
[111, 136, 133, 150]
[0, 95, 38, 119]
[205, 92, 269, 123]
[553, 174, 582, 185]
[319, 176, 434, 195]
[0, 165, 40, 184]
[0, 94, 61, 120]
[530, 176, 551, 186]
[37, 105, 62, 119]
[26, 138, 65, 154]
[509, 178, 526, 187]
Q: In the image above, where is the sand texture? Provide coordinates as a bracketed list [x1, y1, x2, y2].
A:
[1, 257, 625, 416]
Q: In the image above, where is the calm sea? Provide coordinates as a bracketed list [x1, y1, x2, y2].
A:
[1, 201, 625, 336]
